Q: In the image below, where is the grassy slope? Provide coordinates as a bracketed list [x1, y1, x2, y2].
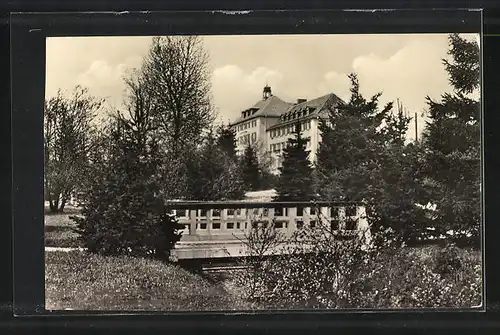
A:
[45, 251, 250, 311]
[44, 206, 81, 247]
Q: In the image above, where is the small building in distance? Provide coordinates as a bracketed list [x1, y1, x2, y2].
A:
[230, 85, 344, 174]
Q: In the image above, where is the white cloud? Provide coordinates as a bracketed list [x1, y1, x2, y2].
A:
[211, 65, 285, 123]
[317, 38, 456, 140]
[317, 71, 351, 102]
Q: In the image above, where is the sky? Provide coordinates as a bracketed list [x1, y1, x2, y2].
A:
[46, 33, 480, 140]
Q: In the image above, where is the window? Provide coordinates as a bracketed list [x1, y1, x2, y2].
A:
[212, 222, 221, 229]
[251, 132, 257, 142]
[296, 220, 304, 229]
[227, 209, 235, 216]
[252, 221, 258, 229]
[236, 209, 242, 216]
[310, 220, 316, 228]
[236, 222, 241, 229]
[212, 209, 221, 217]
[199, 209, 207, 217]
[198, 222, 207, 229]
[227, 222, 235, 229]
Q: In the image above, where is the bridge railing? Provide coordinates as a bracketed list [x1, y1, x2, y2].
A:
[164, 201, 371, 243]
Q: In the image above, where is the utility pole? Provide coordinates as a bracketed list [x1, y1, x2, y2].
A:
[415, 112, 418, 143]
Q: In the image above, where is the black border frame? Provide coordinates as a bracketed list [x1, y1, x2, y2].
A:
[8, 5, 500, 333]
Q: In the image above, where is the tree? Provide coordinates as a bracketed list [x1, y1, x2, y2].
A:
[274, 122, 315, 201]
[216, 124, 238, 160]
[240, 145, 261, 191]
[129, 36, 216, 199]
[315, 74, 427, 243]
[421, 34, 481, 246]
[184, 128, 245, 201]
[44, 86, 103, 213]
[142, 36, 214, 153]
[71, 74, 184, 261]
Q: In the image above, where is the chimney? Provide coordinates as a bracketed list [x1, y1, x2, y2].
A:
[296, 98, 307, 104]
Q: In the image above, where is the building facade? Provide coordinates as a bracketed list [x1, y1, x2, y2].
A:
[230, 85, 343, 174]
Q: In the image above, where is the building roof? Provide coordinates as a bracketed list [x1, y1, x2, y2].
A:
[267, 93, 344, 130]
[230, 95, 292, 126]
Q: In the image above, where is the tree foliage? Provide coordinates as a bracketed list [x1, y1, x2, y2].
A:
[216, 124, 238, 160]
[185, 128, 245, 201]
[315, 74, 427, 243]
[421, 33, 481, 245]
[240, 145, 261, 191]
[129, 36, 216, 199]
[141, 35, 215, 155]
[44, 86, 103, 213]
[72, 74, 184, 260]
[274, 122, 315, 201]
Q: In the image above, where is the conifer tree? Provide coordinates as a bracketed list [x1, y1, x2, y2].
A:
[216, 124, 238, 160]
[315, 73, 427, 243]
[185, 128, 245, 200]
[240, 145, 261, 191]
[422, 33, 481, 245]
[274, 122, 315, 201]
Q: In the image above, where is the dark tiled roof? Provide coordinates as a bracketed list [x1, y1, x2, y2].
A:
[230, 95, 292, 126]
[267, 93, 343, 130]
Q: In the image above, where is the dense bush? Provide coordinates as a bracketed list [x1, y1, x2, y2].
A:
[233, 216, 482, 309]
[71, 120, 184, 260]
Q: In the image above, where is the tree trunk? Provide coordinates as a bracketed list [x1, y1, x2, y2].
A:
[59, 197, 67, 212]
[48, 193, 64, 213]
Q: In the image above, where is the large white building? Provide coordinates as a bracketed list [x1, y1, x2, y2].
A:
[230, 85, 343, 174]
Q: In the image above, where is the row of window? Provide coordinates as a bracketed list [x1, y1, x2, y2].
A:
[270, 139, 311, 152]
[237, 132, 257, 145]
[171, 206, 357, 218]
[270, 120, 311, 139]
[236, 119, 257, 132]
[242, 109, 257, 119]
[280, 107, 315, 122]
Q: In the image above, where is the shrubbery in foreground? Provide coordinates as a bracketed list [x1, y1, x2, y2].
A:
[232, 222, 482, 310]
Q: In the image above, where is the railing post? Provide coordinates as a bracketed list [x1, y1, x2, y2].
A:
[189, 208, 197, 236]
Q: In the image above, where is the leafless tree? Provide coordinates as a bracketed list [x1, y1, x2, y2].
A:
[140, 36, 216, 156]
[44, 86, 104, 213]
[123, 36, 216, 199]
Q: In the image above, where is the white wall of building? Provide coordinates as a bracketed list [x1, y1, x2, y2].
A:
[265, 118, 321, 174]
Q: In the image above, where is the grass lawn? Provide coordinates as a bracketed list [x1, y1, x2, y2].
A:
[44, 205, 82, 248]
[45, 250, 251, 311]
